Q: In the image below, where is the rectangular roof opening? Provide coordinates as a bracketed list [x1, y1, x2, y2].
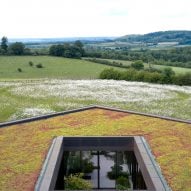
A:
[35, 136, 170, 191]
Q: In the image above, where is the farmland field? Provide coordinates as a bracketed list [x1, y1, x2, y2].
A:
[0, 56, 125, 79]
[0, 79, 190, 122]
[94, 58, 191, 74]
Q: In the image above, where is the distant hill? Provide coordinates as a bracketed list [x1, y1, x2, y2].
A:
[116, 31, 191, 45]
[9, 37, 116, 44]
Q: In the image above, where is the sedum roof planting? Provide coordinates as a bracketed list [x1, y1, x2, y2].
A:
[0, 106, 191, 191]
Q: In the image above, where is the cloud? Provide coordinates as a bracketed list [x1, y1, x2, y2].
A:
[0, 0, 191, 38]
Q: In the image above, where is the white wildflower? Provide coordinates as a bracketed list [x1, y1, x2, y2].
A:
[9, 79, 191, 104]
[9, 107, 54, 121]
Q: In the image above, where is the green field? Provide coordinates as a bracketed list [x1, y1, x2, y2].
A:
[0, 56, 124, 79]
[96, 58, 191, 74]
[0, 56, 189, 80]
[150, 64, 191, 74]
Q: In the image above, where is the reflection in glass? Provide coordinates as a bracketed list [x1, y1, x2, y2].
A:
[100, 151, 115, 188]
[62, 151, 146, 190]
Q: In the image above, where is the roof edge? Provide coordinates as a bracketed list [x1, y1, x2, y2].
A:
[94, 105, 191, 124]
[0, 105, 96, 128]
[0, 105, 190, 128]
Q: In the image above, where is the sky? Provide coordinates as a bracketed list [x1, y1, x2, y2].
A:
[0, 0, 191, 38]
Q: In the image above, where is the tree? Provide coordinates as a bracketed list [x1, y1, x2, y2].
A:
[49, 42, 84, 58]
[49, 44, 65, 56]
[74, 40, 83, 49]
[9, 42, 25, 55]
[1, 36, 8, 53]
[74, 40, 84, 56]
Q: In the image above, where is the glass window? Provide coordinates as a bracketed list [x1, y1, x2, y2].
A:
[63, 151, 146, 190]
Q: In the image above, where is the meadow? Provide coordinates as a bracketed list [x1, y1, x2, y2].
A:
[0, 56, 124, 79]
[0, 79, 190, 122]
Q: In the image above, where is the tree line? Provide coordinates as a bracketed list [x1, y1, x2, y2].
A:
[49, 40, 84, 58]
[0, 36, 30, 55]
[0, 36, 85, 58]
[1, 35, 191, 69]
[85, 47, 191, 68]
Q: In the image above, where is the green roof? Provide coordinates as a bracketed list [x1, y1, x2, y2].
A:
[0, 106, 190, 191]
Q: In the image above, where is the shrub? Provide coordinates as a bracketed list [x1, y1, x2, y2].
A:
[162, 67, 175, 77]
[86, 58, 129, 69]
[159, 67, 175, 84]
[82, 159, 94, 173]
[174, 72, 191, 86]
[67, 154, 94, 174]
[133, 71, 145, 81]
[107, 164, 129, 180]
[17, 68, 22, 72]
[29, 61, 33, 67]
[100, 68, 121, 80]
[120, 69, 137, 81]
[64, 173, 92, 190]
[108, 170, 129, 180]
[36, 63, 43, 68]
[116, 176, 130, 190]
[144, 67, 162, 73]
[144, 72, 163, 83]
[131, 60, 144, 70]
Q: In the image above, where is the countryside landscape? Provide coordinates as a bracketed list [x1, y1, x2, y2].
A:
[0, 31, 191, 122]
[0, 0, 191, 190]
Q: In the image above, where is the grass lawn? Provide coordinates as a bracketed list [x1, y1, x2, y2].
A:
[0, 56, 124, 79]
[0, 108, 190, 191]
[96, 58, 191, 74]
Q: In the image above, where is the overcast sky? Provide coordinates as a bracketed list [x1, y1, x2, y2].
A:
[0, 0, 191, 38]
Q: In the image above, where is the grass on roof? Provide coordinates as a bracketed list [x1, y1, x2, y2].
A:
[0, 108, 191, 191]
